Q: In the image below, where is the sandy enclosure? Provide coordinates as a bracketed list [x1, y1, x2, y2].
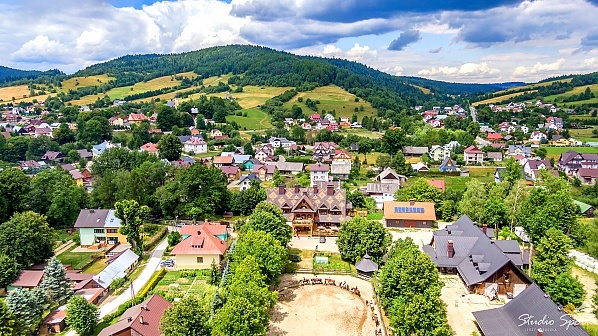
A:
[269, 274, 380, 336]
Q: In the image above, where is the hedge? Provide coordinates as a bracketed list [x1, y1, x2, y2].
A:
[137, 268, 166, 298]
[102, 296, 145, 323]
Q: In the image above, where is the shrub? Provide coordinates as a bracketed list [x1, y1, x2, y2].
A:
[137, 268, 166, 298]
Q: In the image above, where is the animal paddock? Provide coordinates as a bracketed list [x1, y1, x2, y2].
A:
[269, 274, 382, 336]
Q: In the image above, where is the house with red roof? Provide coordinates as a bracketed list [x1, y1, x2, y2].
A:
[486, 133, 503, 143]
[127, 113, 148, 124]
[464, 145, 484, 165]
[97, 294, 172, 336]
[170, 224, 228, 269]
[309, 113, 321, 122]
[428, 180, 446, 192]
[140, 143, 159, 155]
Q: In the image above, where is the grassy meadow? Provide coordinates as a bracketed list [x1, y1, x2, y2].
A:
[284, 85, 377, 119]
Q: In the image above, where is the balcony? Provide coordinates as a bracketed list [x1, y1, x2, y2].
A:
[293, 218, 313, 225]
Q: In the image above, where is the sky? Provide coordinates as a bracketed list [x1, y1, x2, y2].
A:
[1, 0, 597, 83]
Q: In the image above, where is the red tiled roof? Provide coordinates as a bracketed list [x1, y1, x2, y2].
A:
[171, 226, 227, 256]
[128, 113, 147, 121]
[487, 133, 503, 140]
[428, 180, 446, 192]
[140, 143, 159, 153]
[213, 156, 234, 164]
[464, 145, 483, 154]
[98, 294, 172, 336]
[11, 270, 44, 287]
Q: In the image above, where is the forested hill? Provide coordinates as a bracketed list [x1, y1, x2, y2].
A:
[0, 66, 62, 84]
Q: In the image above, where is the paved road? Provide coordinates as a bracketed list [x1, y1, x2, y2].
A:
[469, 105, 477, 123]
[99, 238, 168, 318]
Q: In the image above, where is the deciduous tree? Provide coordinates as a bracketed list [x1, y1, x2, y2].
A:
[0, 211, 54, 267]
[160, 296, 211, 336]
[157, 134, 183, 161]
[0, 299, 20, 336]
[233, 230, 287, 284]
[243, 202, 291, 246]
[0, 255, 20, 288]
[66, 295, 98, 336]
[114, 200, 150, 255]
[336, 216, 391, 264]
[458, 179, 486, 223]
[395, 178, 443, 204]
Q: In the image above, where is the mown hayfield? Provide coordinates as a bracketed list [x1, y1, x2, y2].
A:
[61, 74, 115, 90]
[284, 85, 377, 119]
[544, 146, 598, 155]
[107, 74, 183, 100]
[410, 84, 431, 94]
[210, 85, 293, 109]
[0, 85, 31, 102]
[226, 108, 272, 130]
[473, 78, 574, 106]
[544, 83, 598, 102]
[473, 90, 537, 106]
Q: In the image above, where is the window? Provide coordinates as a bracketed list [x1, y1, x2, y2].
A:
[107, 229, 118, 233]
[197, 257, 204, 263]
[94, 229, 104, 233]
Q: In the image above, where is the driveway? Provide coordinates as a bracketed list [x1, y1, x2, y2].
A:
[98, 238, 168, 318]
[288, 236, 339, 253]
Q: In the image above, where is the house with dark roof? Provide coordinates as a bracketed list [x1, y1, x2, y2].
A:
[558, 150, 598, 175]
[355, 253, 378, 279]
[423, 215, 531, 296]
[507, 145, 532, 158]
[312, 142, 337, 161]
[238, 173, 261, 191]
[472, 283, 589, 336]
[219, 166, 240, 182]
[268, 161, 304, 175]
[97, 294, 172, 336]
[330, 161, 351, 180]
[76, 149, 93, 161]
[170, 224, 228, 269]
[41, 150, 64, 163]
[266, 184, 351, 236]
[74, 209, 125, 247]
[402, 146, 429, 157]
[486, 152, 503, 162]
[383, 200, 436, 228]
[576, 167, 598, 185]
[7, 270, 44, 292]
[252, 164, 276, 181]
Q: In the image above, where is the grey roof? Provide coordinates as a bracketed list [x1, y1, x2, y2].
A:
[494, 240, 521, 254]
[473, 283, 589, 336]
[486, 152, 503, 160]
[402, 146, 428, 155]
[330, 162, 351, 175]
[239, 173, 262, 183]
[355, 254, 378, 273]
[366, 182, 399, 195]
[439, 157, 458, 172]
[508, 145, 531, 155]
[94, 249, 138, 288]
[425, 216, 529, 287]
[76, 149, 93, 159]
[74, 209, 113, 228]
[268, 161, 304, 172]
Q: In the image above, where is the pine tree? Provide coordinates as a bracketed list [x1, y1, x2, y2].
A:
[40, 257, 74, 305]
[6, 289, 43, 332]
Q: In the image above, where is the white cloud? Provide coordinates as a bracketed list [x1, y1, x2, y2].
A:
[11, 35, 70, 64]
[382, 65, 404, 76]
[512, 58, 565, 76]
[298, 43, 377, 62]
[418, 62, 500, 79]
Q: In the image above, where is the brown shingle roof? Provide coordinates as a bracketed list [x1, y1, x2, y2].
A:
[266, 186, 350, 224]
[11, 270, 44, 288]
[97, 294, 172, 336]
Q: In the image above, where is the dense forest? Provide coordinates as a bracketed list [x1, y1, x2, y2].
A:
[0, 66, 63, 84]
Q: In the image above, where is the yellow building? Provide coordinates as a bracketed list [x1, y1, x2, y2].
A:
[170, 224, 228, 269]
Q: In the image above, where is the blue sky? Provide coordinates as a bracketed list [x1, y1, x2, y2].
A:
[0, 0, 597, 83]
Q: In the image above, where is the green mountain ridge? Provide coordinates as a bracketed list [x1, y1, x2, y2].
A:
[0, 66, 63, 84]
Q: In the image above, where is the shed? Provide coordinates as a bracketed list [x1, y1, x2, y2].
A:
[575, 200, 595, 217]
[355, 253, 378, 279]
[93, 249, 139, 289]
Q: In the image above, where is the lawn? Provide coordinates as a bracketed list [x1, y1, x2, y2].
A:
[226, 107, 272, 130]
[55, 245, 99, 270]
[107, 74, 184, 100]
[283, 85, 377, 119]
[211, 85, 293, 109]
[544, 146, 598, 160]
[61, 74, 115, 90]
[544, 83, 598, 102]
[570, 127, 598, 144]
[312, 252, 355, 274]
[473, 90, 537, 106]
[341, 128, 382, 139]
[83, 258, 107, 274]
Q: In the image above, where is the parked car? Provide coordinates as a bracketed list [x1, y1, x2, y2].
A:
[160, 259, 174, 267]
[319, 237, 326, 243]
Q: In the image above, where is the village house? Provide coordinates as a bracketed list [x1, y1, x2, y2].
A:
[312, 142, 338, 161]
[126, 113, 148, 124]
[507, 145, 532, 158]
[383, 200, 436, 228]
[464, 145, 484, 164]
[330, 161, 351, 180]
[411, 162, 429, 173]
[97, 294, 172, 336]
[424, 215, 531, 296]
[254, 149, 275, 163]
[213, 155, 235, 167]
[364, 182, 399, 210]
[428, 180, 446, 192]
[575, 200, 595, 217]
[485, 151, 503, 162]
[268, 161, 304, 175]
[139, 143, 159, 155]
[253, 164, 276, 181]
[238, 173, 261, 191]
[529, 131, 547, 143]
[269, 137, 296, 149]
[576, 168, 598, 185]
[41, 151, 64, 164]
[108, 116, 124, 128]
[486, 133, 503, 143]
[209, 129, 223, 138]
[439, 157, 459, 172]
[375, 167, 407, 185]
[402, 146, 429, 157]
[170, 224, 228, 269]
[183, 136, 207, 154]
[429, 145, 451, 162]
[309, 163, 330, 186]
[219, 166, 240, 182]
[76, 149, 93, 161]
[558, 150, 598, 175]
[94, 249, 139, 289]
[73, 209, 127, 248]
[473, 283, 588, 336]
[266, 184, 351, 236]
[92, 141, 120, 157]
[7, 270, 44, 293]
[332, 149, 352, 163]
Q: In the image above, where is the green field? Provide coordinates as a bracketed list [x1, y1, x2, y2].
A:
[473, 78, 573, 106]
[209, 85, 293, 109]
[226, 107, 272, 130]
[570, 128, 598, 143]
[284, 85, 377, 119]
[544, 146, 598, 160]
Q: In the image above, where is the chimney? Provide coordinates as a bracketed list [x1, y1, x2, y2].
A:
[409, 199, 415, 206]
[482, 224, 487, 235]
[447, 240, 454, 258]
[128, 317, 132, 322]
[327, 184, 334, 196]
[204, 218, 209, 224]
[278, 184, 286, 195]
[89, 209, 95, 213]
[294, 184, 300, 193]
[139, 316, 144, 324]
[537, 329, 543, 336]
[313, 185, 319, 194]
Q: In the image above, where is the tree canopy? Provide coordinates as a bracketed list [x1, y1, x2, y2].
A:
[336, 216, 391, 264]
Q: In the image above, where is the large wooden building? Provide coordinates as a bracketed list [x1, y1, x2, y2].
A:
[266, 184, 352, 236]
[423, 215, 532, 296]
